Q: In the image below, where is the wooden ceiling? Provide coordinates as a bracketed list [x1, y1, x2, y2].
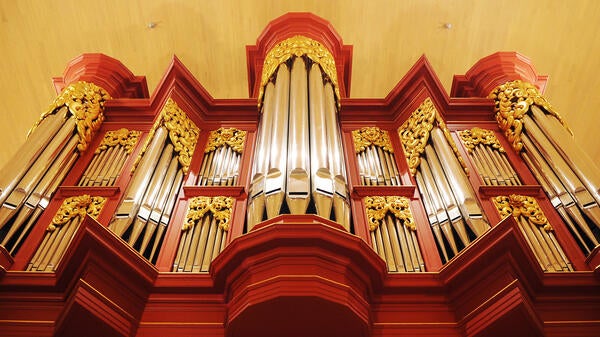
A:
[1, 1, 599, 165]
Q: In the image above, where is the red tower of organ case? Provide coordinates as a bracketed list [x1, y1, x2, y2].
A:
[1, 13, 599, 337]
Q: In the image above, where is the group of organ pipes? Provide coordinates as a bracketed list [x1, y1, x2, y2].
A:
[2, 40, 600, 278]
[247, 37, 350, 232]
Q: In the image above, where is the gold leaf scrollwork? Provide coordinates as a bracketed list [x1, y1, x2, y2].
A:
[183, 196, 234, 232]
[133, 98, 200, 174]
[204, 128, 247, 154]
[364, 196, 416, 232]
[458, 127, 505, 153]
[488, 80, 571, 152]
[31, 81, 111, 153]
[492, 194, 553, 232]
[259, 35, 340, 108]
[398, 97, 468, 176]
[47, 195, 106, 232]
[352, 127, 394, 153]
[96, 128, 142, 154]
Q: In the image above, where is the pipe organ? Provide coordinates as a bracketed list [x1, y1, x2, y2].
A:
[109, 98, 198, 263]
[1, 13, 599, 337]
[247, 36, 350, 232]
[0, 82, 109, 254]
[399, 98, 489, 262]
[489, 80, 600, 255]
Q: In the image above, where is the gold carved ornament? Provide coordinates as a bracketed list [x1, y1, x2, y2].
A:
[492, 194, 554, 232]
[204, 128, 247, 154]
[133, 98, 200, 174]
[259, 35, 340, 108]
[488, 80, 571, 152]
[398, 97, 468, 176]
[182, 196, 234, 232]
[96, 128, 142, 154]
[47, 195, 107, 232]
[352, 127, 394, 154]
[30, 81, 111, 152]
[364, 196, 416, 232]
[458, 127, 505, 153]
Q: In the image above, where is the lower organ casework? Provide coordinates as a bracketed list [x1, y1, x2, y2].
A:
[247, 36, 350, 232]
[399, 98, 490, 263]
[490, 80, 600, 255]
[109, 98, 199, 263]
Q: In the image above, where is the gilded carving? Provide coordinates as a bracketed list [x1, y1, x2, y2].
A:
[134, 98, 200, 174]
[96, 128, 142, 154]
[183, 196, 234, 232]
[204, 128, 247, 154]
[492, 194, 553, 232]
[259, 35, 340, 108]
[31, 81, 111, 152]
[458, 127, 505, 153]
[352, 127, 394, 153]
[398, 97, 468, 176]
[364, 196, 415, 232]
[488, 80, 571, 152]
[47, 195, 106, 232]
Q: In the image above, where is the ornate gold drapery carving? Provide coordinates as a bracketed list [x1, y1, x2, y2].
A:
[458, 127, 505, 153]
[364, 196, 415, 232]
[134, 98, 200, 173]
[47, 195, 106, 232]
[204, 128, 247, 154]
[182, 196, 234, 232]
[398, 97, 468, 176]
[259, 35, 340, 108]
[488, 80, 571, 152]
[352, 127, 394, 153]
[31, 81, 111, 152]
[96, 128, 142, 154]
[493, 194, 553, 232]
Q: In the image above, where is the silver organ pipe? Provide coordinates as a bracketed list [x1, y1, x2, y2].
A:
[247, 51, 349, 229]
[490, 80, 600, 256]
[286, 57, 311, 215]
[324, 82, 350, 230]
[265, 64, 290, 219]
[399, 97, 489, 262]
[109, 98, 198, 263]
[247, 82, 275, 231]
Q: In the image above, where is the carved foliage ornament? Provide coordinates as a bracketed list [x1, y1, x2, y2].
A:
[364, 196, 416, 232]
[259, 35, 340, 108]
[398, 97, 468, 176]
[204, 128, 247, 154]
[31, 81, 111, 152]
[488, 80, 570, 152]
[352, 127, 394, 153]
[492, 194, 553, 232]
[458, 127, 504, 153]
[96, 128, 142, 154]
[183, 196, 234, 232]
[48, 195, 106, 232]
[134, 98, 200, 173]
